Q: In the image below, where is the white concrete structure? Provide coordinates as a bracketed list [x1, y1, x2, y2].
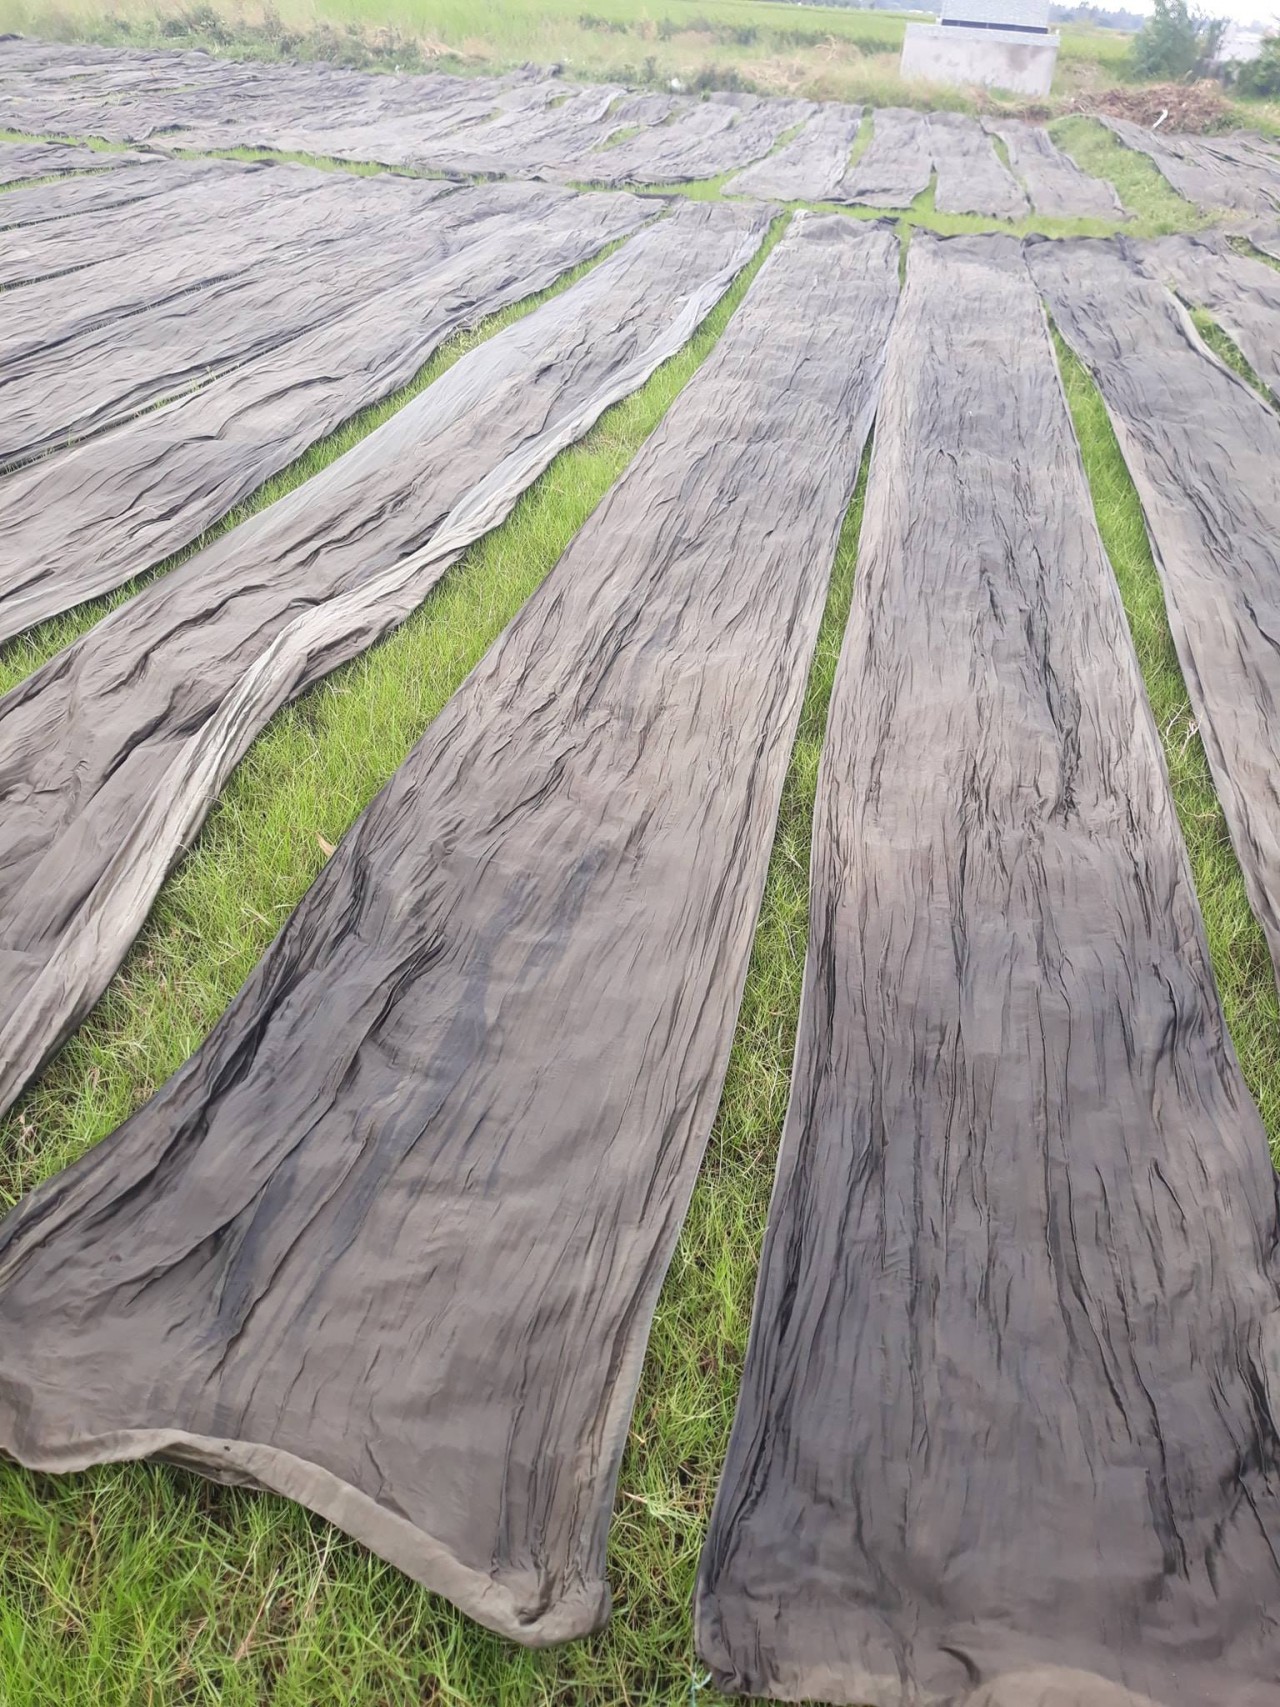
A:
[901, 0, 1059, 96]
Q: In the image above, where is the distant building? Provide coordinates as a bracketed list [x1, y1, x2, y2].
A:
[1218, 21, 1265, 62]
[900, 0, 1060, 96]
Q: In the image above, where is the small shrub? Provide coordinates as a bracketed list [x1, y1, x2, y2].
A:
[1129, 0, 1227, 81]
[687, 61, 758, 92]
[1235, 35, 1280, 97]
[160, 2, 231, 42]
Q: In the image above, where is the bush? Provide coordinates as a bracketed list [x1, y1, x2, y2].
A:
[1130, 0, 1227, 80]
[1235, 35, 1280, 97]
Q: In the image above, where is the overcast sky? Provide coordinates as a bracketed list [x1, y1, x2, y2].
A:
[1207, 0, 1276, 26]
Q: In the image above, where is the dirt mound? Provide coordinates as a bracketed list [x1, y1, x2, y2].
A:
[1069, 80, 1231, 133]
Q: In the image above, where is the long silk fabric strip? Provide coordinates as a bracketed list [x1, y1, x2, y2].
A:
[1031, 235, 1280, 994]
[585, 94, 814, 186]
[697, 230, 1280, 1707]
[0, 159, 281, 276]
[0, 184, 651, 641]
[0, 214, 898, 1646]
[983, 117, 1123, 221]
[929, 112, 1027, 219]
[0, 198, 770, 1120]
[0, 137, 137, 184]
[1135, 231, 1280, 397]
[0, 179, 542, 467]
[723, 104, 862, 202]
[0, 171, 456, 368]
[837, 106, 933, 208]
[1102, 116, 1280, 215]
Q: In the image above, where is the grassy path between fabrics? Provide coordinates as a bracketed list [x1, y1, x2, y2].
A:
[0, 116, 1277, 1707]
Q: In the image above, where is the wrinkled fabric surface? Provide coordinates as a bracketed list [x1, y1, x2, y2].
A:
[1, 167, 447, 363]
[0, 135, 140, 183]
[831, 108, 1031, 217]
[583, 92, 815, 186]
[697, 230, 1280, 1707]
[1134, 230, 1280, 396]
[1032, 235, 1280, 994]
[837, 105, 934, 207]
[0, 170, 472, 465]
[0, 199, 770, 1122]
[0, 216, 899, 1645]
[929, 111, 1027, 219]
[0, 39, 802, 186]
[0, 157, 264, 273]
[0, 180, 651, 638]
[723, 102, 862, 202]
[0, 38, 1185, 219]
[983, 116, 1123, 220]
[1103, 115, 1280, 214]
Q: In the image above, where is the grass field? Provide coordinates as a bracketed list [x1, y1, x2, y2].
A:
[1, 18, 1279, 1707]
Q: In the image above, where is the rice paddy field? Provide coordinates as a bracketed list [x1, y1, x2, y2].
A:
[0, 0, 1134, 105]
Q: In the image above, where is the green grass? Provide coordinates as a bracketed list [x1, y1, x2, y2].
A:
[1054, 331, 1280, 1154]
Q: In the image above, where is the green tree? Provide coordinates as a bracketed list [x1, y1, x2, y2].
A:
[1130, 0, 1228, 79]
[1236, 33, 1280, 97]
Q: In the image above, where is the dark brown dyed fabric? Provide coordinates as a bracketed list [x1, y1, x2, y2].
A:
[0, 198, 770, 1122]
[1103, 116, 1280, 215]
[837, 105, 933, 208]
[585, 94, 815, 187]
[834, 110, 1032, 218]
[983, 117, 1123, 220]
[0, 170, 456, 379]
[1031, 235, 1280, 993]
[1136, 231, 1280, 396]
[723, 104, 862, 202]
[697, 231, 1280, 1707]
[0, 215, 898, 1643]
[0, 176, 519, 469]
[0, 159, 330, 285]
[0, 183, 650, 638]
[0, 37, 794, 187]
[929, 112, 1027, 219]
[0, 156, 227, 234]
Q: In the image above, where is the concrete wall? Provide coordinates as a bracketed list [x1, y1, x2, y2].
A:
[900, 22, 1059, 96]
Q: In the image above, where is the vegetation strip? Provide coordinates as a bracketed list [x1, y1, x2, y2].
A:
[698, 230, 1280, 1707]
